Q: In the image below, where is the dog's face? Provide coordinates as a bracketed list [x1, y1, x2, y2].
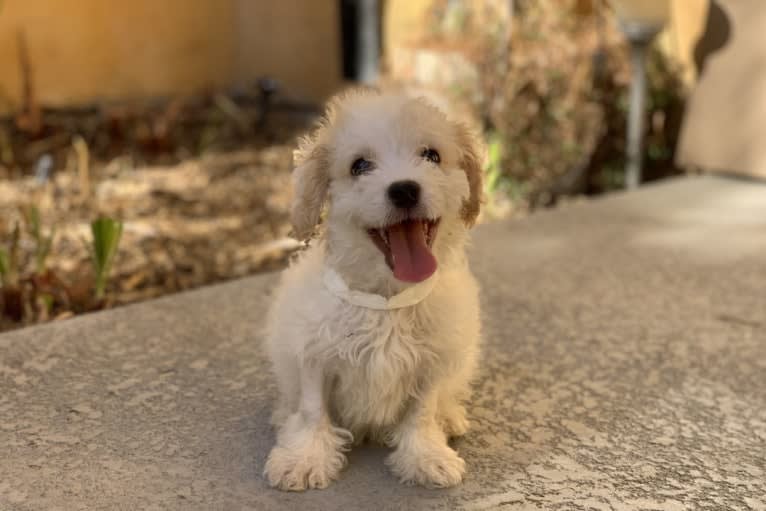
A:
[291, 90, 484, 284]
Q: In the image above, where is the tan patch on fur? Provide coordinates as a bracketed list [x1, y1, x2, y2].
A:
[290, 141, 331, 241]
[454, 123, 485, 226]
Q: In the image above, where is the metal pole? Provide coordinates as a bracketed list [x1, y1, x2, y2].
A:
[625, 41, 647, 189]
[357, 0, 380, 84]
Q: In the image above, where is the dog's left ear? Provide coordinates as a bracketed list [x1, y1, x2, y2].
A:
[454, 122, 485, 226]
[290, 134, 331, 241]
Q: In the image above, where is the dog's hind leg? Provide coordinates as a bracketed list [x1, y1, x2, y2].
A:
[437, 398, 469, 438]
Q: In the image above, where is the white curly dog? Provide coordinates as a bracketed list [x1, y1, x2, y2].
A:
[264, 88, 484, 491]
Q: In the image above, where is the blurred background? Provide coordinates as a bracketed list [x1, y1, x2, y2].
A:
[0, 0, 735, 330]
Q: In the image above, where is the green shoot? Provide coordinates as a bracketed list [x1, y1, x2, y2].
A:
[38, 293, 54, 318]
[484, 132, 504, 196]
[0, 222, 21, 287]
[0, 248, 7, 285]
[90, 217, 123, 301]
[21, 205, 55, 274]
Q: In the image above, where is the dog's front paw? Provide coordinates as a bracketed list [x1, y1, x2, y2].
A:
[386, 441, 466, 488]
[264, 444, 347, 491]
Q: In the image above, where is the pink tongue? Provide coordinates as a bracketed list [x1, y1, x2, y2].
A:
[387, 220, 437, 283]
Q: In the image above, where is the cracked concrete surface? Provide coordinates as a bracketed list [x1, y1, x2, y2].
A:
[1, 175, 765, 510]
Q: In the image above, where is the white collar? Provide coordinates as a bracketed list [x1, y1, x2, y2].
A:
[322, 267, 439, 310]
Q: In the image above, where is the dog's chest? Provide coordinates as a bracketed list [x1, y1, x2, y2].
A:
[325, 307, 435, 428]
[328, 305, 433, 365]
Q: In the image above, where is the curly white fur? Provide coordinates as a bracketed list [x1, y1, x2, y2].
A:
[263, 89, 483, 491]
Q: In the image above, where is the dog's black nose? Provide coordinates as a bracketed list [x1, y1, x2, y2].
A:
[387, 180, 421, 209]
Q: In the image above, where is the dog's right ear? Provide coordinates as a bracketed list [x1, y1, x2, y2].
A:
[290, 133, 331, 241]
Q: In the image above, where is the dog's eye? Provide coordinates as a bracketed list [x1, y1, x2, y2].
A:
[350, 158, 374, 176]
[421, 148, 441, 164]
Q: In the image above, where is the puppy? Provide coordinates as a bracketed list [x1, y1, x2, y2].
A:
[264, 89, 483, 491]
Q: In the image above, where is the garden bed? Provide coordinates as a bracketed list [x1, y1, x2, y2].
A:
[0, 89, 312, 332]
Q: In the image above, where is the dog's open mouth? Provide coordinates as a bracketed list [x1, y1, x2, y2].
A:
[367, 218, 440, 283]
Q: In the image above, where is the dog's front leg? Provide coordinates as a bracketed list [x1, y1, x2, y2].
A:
[264, 364, 352, 491]
[385, 386, 466, 488]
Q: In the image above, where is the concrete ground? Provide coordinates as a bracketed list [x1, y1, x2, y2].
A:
[1, 175, 764, 510]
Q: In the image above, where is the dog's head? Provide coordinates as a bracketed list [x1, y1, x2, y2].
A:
[290, 89, 484, 284]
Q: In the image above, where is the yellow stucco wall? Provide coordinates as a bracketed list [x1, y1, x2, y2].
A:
[233, 1, 343, 102]
[0, 0, 342, 112]
[0, 0, 708, 112]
